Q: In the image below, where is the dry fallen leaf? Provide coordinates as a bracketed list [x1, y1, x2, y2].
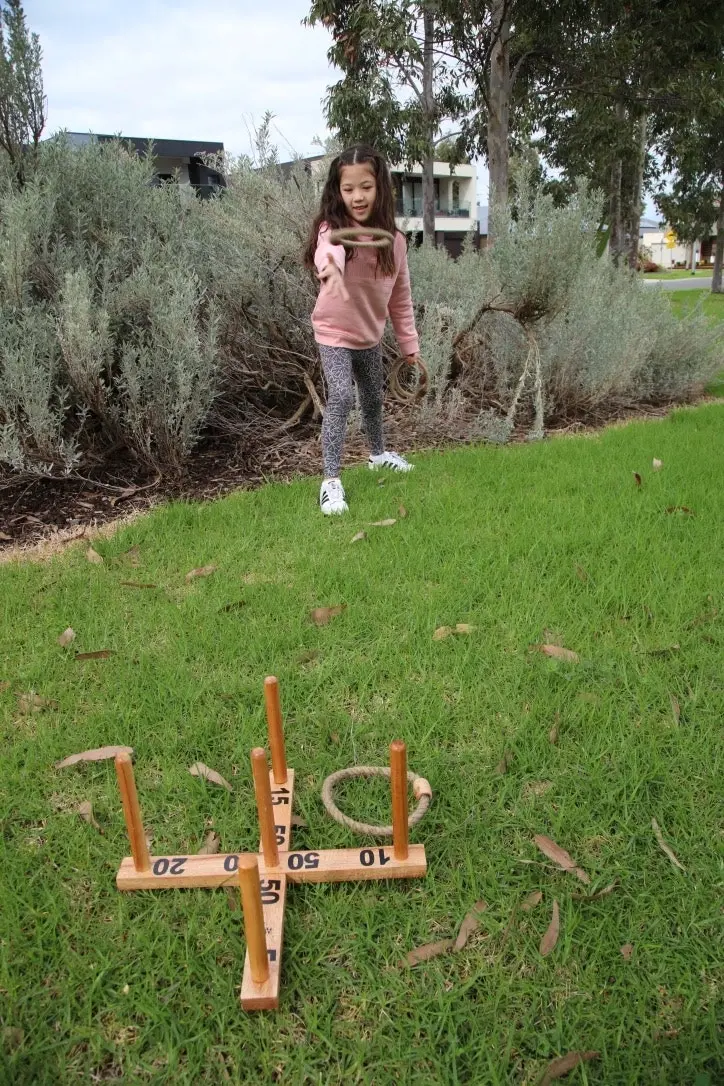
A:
[350, 531, 367, 544]
[119, 581, 158, 590]
[433, 626, 453, 641]
[495, 751, 513, 775]
[55, 745, 134, 769]
[665, 505, 695, 516]
[225, 886, 239, 911]
[620, 943, 634, 961]
[75, 650, 114, 661]
[521, 890, 543, 912]
[78, 800, 103, 834]
[198, 831, 221, 855]
[534, 834, 590, 884]
[522, 780, 553, 799]
[652, 458, 663, 470]
[537, 644, 580, 663]
[0, 681, 10, 693]
[454, 900, 487, 951]
[404, 939, 453, 967]
[297, 649, 319, 665]
[185, 564, 217, 583]
[548, 715, 560, 744]
[539, 898, 560, 957]
[220, 600, 246, 613]
[189, 762, 233, 792]
[291, 814, 308, 829]
[538, 1050, 599, 1085]
[0, 531, 13, 541]
[645, 643, 680, 656]
[18, 692, 58, 714]
[398, 504, 408, 518]
[125, 544, 141, 567]
[86, 546, 103, 564]
[310, 605, 346, 626]
[651, 817, 685, 871]
[633, 472, 642, 488]
[454, 623, 476, 634]
[574, 564, 589, 583]
[370, 518, 397, 527]
[57, 627, 76, 647]
[669, 694, 681, 724]
[2, 1027, 24, 1052]
[572, 881, 618, 901]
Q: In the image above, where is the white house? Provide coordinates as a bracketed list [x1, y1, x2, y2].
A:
[283, 154, 478, 255]
[639, 216, 716, 269]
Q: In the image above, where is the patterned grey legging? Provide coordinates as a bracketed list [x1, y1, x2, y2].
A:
[319, 344, 385, 478]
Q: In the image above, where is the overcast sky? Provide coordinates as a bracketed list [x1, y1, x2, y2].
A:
[26, 0, 493, 208]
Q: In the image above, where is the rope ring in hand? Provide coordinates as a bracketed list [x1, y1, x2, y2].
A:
[389, 355, 429, 403]
[328, 227, 395, 249]
[321, 765, 432, 837]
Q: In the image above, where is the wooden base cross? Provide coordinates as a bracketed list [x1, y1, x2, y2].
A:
[115, 677, 428, 1010]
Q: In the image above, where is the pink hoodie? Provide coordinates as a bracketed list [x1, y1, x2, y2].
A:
[311, 225, 420, 356]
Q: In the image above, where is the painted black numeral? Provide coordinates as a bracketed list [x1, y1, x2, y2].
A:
[275, 825, 286, 845]
[267, 948, 277, 962]
[169, 857, 187, 875]
[223, 854, 239, 873]
[360, 848, 392, 867]
[271, 795, 289, 805]
[153, 857, 169, 876]
[260, 878, 281, 904]
[287, 851, 320, 871]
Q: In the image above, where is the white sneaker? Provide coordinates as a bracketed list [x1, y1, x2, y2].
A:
[320, 477, 348, 515]
[368, 451, 414, 473]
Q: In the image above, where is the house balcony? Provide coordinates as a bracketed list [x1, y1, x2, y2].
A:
[395, 200, 471, 219]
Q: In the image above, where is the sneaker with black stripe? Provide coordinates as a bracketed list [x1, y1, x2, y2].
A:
[320, 477, 348, 515]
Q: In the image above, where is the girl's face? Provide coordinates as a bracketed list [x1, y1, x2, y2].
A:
[339, 162, 377, 224]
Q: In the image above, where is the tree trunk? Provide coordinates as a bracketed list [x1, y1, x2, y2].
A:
[627, 110, 648, 269]
[712, 177, 724, 293]
[487, 0, 510, 242]
[422, 6, 436, 244]
[608, 100, 626, 265]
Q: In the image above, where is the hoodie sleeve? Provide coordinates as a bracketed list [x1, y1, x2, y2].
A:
[387, 234, 420, 356]
[314, 223, 346, 275]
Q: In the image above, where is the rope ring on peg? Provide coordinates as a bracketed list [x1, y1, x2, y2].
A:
[328, 227, 395, 249]
[321, 766, 432, 837]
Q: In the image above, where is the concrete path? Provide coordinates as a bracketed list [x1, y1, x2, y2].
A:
[643, 276, 714, 291]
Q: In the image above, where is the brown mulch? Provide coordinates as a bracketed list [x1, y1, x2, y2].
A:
[0, 398, 703, 563]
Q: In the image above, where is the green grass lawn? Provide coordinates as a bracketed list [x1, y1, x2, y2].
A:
[643, 269, 713, 279]
[1, 403, 723, 1085]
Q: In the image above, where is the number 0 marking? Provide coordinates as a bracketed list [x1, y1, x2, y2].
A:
[360, 848, 391, 867]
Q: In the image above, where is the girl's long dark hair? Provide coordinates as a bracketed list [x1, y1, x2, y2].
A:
[303, 145, 398, 277]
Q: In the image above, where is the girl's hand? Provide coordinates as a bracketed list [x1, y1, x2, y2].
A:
[405, 353, 422, 367]
[317, 254, 350, 302]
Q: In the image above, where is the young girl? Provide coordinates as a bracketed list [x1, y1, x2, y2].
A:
[304, 145, 422, 515]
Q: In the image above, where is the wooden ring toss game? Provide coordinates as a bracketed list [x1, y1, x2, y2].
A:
[114, 676, 429, 1011]
[328, 226, 395, 248]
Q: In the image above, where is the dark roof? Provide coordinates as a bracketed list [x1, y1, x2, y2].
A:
[65, 133, 223, 158]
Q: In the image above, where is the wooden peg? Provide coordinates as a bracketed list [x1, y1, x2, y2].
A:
[115, 752, 150, 872]
[238, 854, 269, 985]
[251, 748, 279, 868]
[390, 740, 409, 861]
[264, 676, 288, 785]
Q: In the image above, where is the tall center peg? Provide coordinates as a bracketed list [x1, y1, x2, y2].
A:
[264, 676, 288, 785]
[251, 747, 279, 868]
[390, 740, 409, 861]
